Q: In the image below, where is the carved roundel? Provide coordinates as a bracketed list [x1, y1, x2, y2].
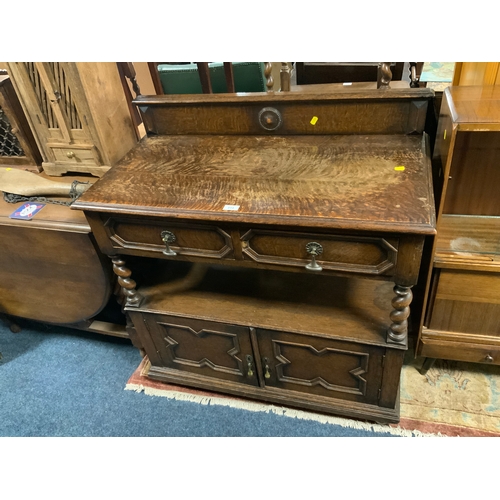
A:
[258, 107, 283, 131]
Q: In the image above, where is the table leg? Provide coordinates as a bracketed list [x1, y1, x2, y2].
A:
[419, 357, 436, 375]
[0, 313, 21, 333]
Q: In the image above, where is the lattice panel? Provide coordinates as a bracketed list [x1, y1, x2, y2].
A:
[24, 62, 83, 130]
[49, 62, 82, 129]
[0, 104, 24, 157]
[24, 62, 58, 128]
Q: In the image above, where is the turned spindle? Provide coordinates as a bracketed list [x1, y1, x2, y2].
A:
[264, 62, 274, 91]
[111, 256, 143, 307]
[280, 62, 291, 92]
[387, 285, 412, 344]
[377, 62, 392, 89]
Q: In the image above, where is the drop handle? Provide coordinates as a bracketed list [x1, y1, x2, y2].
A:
[263, 357, 271, 379]
[305, 242, 323, 271]
[484, 354, 494, 362]
[246, 355, 255, 377]
[161, 230, 177, 256]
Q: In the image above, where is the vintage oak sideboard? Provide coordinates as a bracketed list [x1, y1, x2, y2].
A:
[73, 88, 435, 423]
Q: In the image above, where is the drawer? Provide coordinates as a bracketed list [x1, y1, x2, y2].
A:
[105, 216, 234, 259]
[419, 332, 500, 365]
[52, 146, 100, 166]
[240, 229, 398, 275]
[427, 269, 500, 335]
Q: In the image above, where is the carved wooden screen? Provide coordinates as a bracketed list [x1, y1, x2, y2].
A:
[24, 62, 83, 131]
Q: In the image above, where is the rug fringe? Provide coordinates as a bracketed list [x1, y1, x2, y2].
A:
[124, 382, 442, 437]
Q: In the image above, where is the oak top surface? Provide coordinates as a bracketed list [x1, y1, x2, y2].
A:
[447, 86, 500, 124]
[74, 134, 436, 234]
[133, 87, 433, 106]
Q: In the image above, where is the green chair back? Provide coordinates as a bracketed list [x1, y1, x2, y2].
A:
[157, 62, 267, 94]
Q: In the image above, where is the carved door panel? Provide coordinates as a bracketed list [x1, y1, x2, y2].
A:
[256, 329, 385, 405]
[7, 63, 93, 146]
[5, 62, 102, 171]
[143, 314, 260, 387]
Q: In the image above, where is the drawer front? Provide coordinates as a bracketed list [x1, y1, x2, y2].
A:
[241, 229, 398, 275]
[428, 269, 500, 336]
[257, 328, 386, 405]
[104, 216, 234, 259]
[52, 146, 101, 166]
[139, 313, 260, 387]
[420, 333, 500, 365]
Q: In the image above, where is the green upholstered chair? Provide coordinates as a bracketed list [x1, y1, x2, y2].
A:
[156, 62, 268, 94]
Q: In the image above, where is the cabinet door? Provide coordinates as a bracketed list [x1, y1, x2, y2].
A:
[142, 313, 260, 387]
[256, 328, 385, 405]
[8, 63, 89, 146]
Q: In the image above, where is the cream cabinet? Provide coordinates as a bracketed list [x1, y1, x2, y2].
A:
[6, 62, 137, 177]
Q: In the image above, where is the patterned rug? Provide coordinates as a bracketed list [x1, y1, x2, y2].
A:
[398, 355, 500, 437]
[125, 352, 500, 437]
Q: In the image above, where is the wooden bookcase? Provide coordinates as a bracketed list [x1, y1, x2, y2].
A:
[417, 86, 500, 372]
[5, 63, 137, 177]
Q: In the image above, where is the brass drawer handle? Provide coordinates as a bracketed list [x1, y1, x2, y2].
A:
[263, 357, 271, 379]
[161, 230, 177, 256]
[484, 354, 494, 363]
[305, 242, 323, 271]
[66, 151, 75, 159]
[246, 355, 255, 377]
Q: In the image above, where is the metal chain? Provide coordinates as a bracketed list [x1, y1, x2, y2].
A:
[3, 180, 89, 206]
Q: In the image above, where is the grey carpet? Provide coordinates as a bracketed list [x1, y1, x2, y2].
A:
[0, 319, 401, 437]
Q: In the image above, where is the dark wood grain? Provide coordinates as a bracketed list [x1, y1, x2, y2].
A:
[74, 134, 435, 235]
[134, 87, 432, 105]
[133, 265, 397, 346]
[75, 88, 435, 423]
[135, 90, 432, 136]
[127, 264, 404, 421]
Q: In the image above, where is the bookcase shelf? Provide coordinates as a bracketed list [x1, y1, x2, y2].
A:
[418, 86, 500, 371]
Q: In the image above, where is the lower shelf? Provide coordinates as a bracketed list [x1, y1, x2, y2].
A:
[127, 264, 406, 423]
[419, 266, 500, 365]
